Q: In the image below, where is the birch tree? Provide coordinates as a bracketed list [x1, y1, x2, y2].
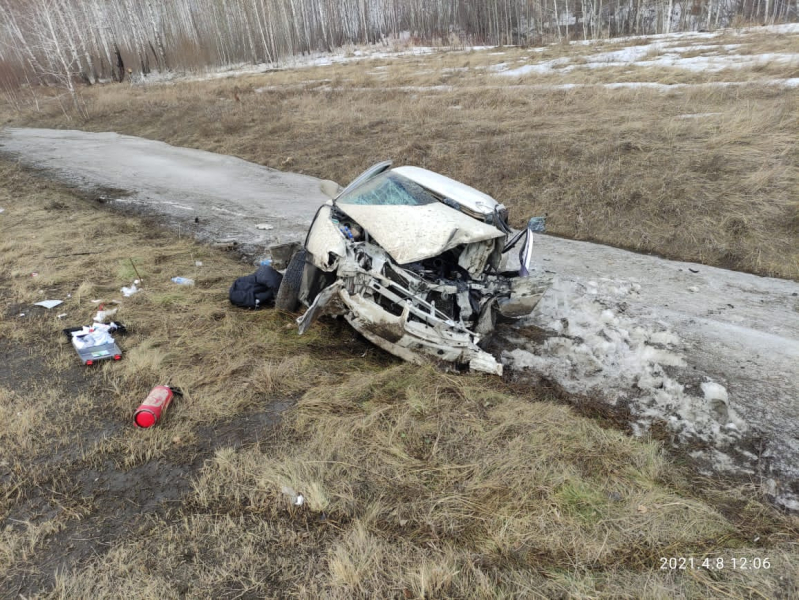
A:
[0, 0, 795, 91]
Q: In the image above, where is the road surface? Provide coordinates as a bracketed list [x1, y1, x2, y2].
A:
[0, 128, 328, 257]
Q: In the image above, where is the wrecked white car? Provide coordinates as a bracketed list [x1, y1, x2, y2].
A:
[272, 161, 551, 375]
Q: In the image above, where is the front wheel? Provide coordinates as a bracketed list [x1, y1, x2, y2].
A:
[274, 249, 306, 312]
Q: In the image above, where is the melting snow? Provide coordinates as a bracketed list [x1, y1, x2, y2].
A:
[492, 23, 799, 78]
[495, 45, 799, 76]
[503, 277, 747, 448]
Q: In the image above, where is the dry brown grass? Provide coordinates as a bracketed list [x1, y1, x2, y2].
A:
[3, 29, 795, 279]
[1, 159, 797, 597]
[46, 365, 799, 597]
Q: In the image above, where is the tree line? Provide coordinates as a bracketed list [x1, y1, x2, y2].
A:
[0, 0, 796, 91]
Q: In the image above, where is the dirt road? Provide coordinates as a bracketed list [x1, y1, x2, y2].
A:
[2, 127, 796, 510]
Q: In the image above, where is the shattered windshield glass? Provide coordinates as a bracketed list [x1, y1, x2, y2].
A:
[337, 173, 437, 206]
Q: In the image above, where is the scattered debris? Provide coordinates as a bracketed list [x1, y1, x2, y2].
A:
[171, 277, 195, 286]
[121, 280, 140, 297]
[195, 261, 203, 267]
[57, 313, 67, 319]
[255, 223, 274, 231]
[212, 238, 238, 248]
[30, 272, 38, 277]
[64, 322, 125, 365]
[33, 300, 64, 309]
[70, 324, 115, 350]
[18, 313, 25, 317]
[281, 486, 305, 506]
[689, 268, 700, 273]
[0, 208, 5, 213]
[94, 307, 118, 322]
[688, 286, 699, 292]
[134, 386, 182, 428]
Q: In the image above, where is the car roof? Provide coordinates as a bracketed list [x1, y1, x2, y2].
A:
[392, 166, 504, 216]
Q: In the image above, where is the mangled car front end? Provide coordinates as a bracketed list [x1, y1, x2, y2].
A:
[277, 162, 551, 375]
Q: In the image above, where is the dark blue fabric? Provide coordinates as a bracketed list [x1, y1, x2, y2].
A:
[229, 265, 283, 309]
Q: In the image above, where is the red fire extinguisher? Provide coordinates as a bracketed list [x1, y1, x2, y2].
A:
[134, 386, 182, 428]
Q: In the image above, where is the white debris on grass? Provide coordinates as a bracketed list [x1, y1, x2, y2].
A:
[33, 300, 63, 309]
[70, 323, 116, 350]
[121, 280, 139, 297]
[281, 486, 305, 506]
[93, 308, 118, 322]
[503, 277, 747, 448]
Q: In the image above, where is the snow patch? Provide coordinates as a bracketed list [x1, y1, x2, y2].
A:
[491, 25, 799, 78]
[503, 277, 747, 448]
[701, 381, 729, 404]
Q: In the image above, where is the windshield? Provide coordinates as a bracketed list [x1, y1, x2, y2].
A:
[337, 172, 437, 207]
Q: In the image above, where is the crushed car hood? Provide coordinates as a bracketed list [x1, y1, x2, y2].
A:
[335, 203, 505, 264]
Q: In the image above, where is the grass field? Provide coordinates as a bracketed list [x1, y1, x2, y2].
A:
[0, 160, 797, 596]
[2, 26, 797, 280]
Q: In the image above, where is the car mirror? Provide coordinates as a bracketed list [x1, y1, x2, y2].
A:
[319, 180, 342, 199]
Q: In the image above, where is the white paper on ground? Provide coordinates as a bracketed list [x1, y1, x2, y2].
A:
[34, 300, 63, 309]
[71, 324, 115, 349]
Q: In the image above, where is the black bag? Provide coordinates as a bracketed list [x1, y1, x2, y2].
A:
[229, 264, 283, 309]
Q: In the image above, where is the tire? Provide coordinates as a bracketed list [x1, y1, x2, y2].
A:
[275, 249, 306, 312]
